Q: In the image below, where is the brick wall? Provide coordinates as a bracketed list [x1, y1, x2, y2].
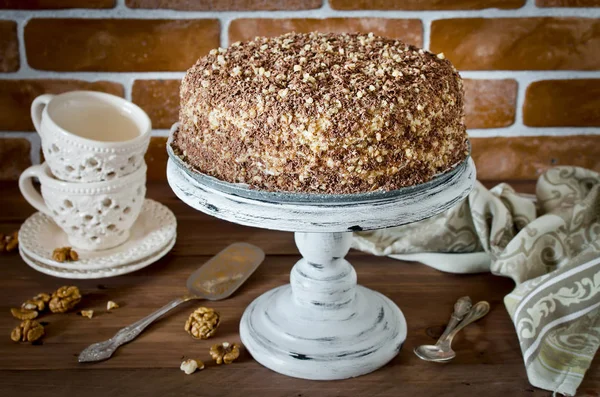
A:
[0, 0, 599, 182]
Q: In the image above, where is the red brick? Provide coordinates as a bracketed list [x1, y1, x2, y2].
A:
[331, 0, 524, 10]
[464, 79, 517, 129]
[471, 136, 600, 180]
[0, 79, 123, 131]
[145, 137, 168, 181]
[0, 21, 19, 72]
[132, 80, 180, 129]
[25, 19, 220, 72]
[0, 138, 31, 181]
[430, 18, 600, 70]
[536, 0, 600, 6]
[126, 0, 321, 10]
[0, 0, 114, 8]
[523, 80, 600, 127]
[229, 18, 422, 47]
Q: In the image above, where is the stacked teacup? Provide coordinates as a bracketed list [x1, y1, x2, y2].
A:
[19, 91, 151, 251]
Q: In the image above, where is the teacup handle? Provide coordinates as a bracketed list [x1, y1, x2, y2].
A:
[31, 94, 54, 138]
[19, 165, 52, 216]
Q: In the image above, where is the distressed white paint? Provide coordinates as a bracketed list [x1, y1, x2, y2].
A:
[240, 231, 408, 380]
[166, 156, 475, 379]
[166, 158, 475, 232]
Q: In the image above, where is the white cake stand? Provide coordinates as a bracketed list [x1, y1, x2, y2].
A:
[166, 141, 476, 380]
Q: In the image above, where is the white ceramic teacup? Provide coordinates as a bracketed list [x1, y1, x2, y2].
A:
[19, 162, 147, 251]
[31, 91, 151, 183]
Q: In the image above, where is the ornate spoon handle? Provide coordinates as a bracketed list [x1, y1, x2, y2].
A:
[439, 301, 490, 349]
[78, 296, 197, 363]
[435, 296, 472, 345]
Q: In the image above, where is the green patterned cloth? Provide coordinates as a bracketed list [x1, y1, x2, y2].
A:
[353, 167, 600, 396]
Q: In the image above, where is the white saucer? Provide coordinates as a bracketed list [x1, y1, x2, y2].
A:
[18, 199, 177, 279]
[19, 237, 176, 279]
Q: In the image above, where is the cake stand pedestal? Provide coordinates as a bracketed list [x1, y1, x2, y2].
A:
[166, 153, 475, 380]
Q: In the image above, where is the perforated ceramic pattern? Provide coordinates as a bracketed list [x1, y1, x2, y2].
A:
[40, 180, 146, 250]
[19, 199, 177, 270]
[41, 132, 150, 182]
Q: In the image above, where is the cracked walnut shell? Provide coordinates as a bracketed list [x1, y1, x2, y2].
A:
[209, 342, 240, 364]
[49, 286, 81, 313]
[11, 320, 44, 343]
[184, 307, 220, 339]
[10, 307, 38, 320]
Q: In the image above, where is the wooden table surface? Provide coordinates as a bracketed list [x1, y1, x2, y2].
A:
[0, 181, 598, 397]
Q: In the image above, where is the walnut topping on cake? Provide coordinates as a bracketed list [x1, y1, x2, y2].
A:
[175, 32, 468, 194]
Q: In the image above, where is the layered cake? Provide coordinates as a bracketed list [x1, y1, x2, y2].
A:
[174, 32, 468, 194]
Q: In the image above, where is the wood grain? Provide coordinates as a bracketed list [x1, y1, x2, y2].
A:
[0, 182, 597, 396]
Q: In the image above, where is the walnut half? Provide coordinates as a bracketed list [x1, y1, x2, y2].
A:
[209, 342, 240, 364]
[11, 320, 44, 343]
[10, 307, 38, 320]
[52, 247, 78, 263]
[184, 307, 220, 339]
[49, 286, 81, 313]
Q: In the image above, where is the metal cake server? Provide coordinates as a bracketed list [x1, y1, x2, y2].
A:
[414, 300, 490, 362]
[78, 242, 265, 363]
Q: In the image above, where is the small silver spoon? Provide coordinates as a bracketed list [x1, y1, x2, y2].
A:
[413, 296, 472, 360]
[414, 300, 490, 362]
[78, 242, 265, 363]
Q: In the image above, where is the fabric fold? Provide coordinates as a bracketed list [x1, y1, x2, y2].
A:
[352, 166, 600, 396]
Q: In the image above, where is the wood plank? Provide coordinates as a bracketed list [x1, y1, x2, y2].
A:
[0, 367, 554, 397]
[1, 180, 597, 397]
[0, 254, 520, 370]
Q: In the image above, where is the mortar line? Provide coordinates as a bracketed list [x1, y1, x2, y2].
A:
[0, 7, 599, 20]
[1, 70, 599, 81]
[421, 16, 432, 51]
[220, 16, 231, 47]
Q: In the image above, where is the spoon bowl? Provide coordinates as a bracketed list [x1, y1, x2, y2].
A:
[414, 344, 456, 362]
[414, 301, 490, 363]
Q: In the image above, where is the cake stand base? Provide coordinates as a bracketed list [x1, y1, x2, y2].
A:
[240, 284, 406, 380]
[240, 231, 406, 380]
[166, 153, 476, 380]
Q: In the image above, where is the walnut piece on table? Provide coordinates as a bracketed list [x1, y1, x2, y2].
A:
[49, 286, 81, 313]
[184, 307, 220, 339]
[10, 307, 38, 320]
[209, 342, 240, 364]
[52, 247, 78, 262]
[22, 292, 51, 312]
[80, 310, 94, 319]
[180, 359, 204, 374]
[0, 231, 18, 253]
[107, 301, 119, 311]
[11, 320, 44, 343]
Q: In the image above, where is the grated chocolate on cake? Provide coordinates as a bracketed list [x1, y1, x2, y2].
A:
[174, 32, 468, 194]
